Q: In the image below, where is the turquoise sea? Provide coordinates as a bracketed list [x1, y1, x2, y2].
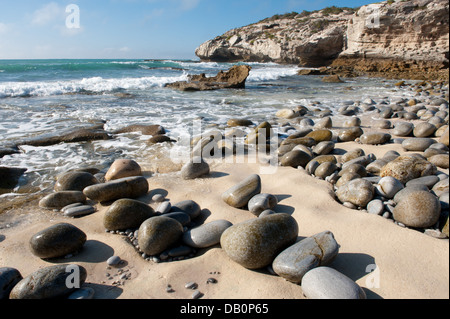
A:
[0, 59, 415, 197]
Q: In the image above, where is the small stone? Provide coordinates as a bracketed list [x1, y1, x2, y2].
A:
[314, 162, 338, 180]
[67, 287, 95, 299]
[280, 150, 312, 168]
[171, 200, 202, 220]
[207, 278, 218, 284]
[164, 212, 191, 226]
[181, 157, 210, 180]
[248, 193, 278, 216]
[338, 127, 364, 142]
[152, 194, 165, 202]
[392, 122, 414, 137]
[413, 122, 437, 138]
[272, 231, 339, 283]
[301, 267, 366, 299]
[63, 205, 95, 218]
[104, 198, 155, 231]
[182, 219, 233, 248]
[428, 154, 450, 169]
[168, 246, 192, 257]
[360, 132, 391, 145]
[377, 176, 404, 199]
[156, 201, 172, 214]
[402, 138, 436, 152]
[405, 175, 440, 189]
[107, 256, 121, 266]
[138, 216, 184, 256]
[192, 290, 203, 299]
[306, 129, 333, 143]
[336, 178, 374, 208]
[55, 171, 99, 192]
[367, 199, 384, 215]
[185, 282, 198, 289]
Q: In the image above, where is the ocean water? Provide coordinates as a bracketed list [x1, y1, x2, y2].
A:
[0, 59, 416, 197]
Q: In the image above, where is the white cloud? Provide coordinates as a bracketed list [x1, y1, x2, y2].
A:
[31, 2, 64, 26]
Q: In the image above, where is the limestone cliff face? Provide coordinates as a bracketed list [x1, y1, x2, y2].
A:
[195, 0, 449, 78]
[339, 0, 449, 63]
[195, 9, 354, 66]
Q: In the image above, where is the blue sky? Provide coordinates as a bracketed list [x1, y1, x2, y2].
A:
[0, 0, 376, 60]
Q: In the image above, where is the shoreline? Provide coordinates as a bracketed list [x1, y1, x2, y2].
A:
[0, 77, 449, 300]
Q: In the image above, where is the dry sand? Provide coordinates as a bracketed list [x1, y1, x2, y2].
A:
[0, 133, 449, 300]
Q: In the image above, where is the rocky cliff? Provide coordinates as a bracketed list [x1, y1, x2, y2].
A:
[195, 0, 449, 80]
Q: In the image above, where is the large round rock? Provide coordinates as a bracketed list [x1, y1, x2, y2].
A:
[83, 176, 149, 203]
[220, 214, 298, 269]
[222, 174, 262, 208]
[301, 266, 366, 299]
[393, 191, 441, 228]
[9, 264, 87, 299]
[138, 216, 184, 256]
[104, 199, 156, 231]
[182, 219, 233, 248]
[181, 157, 210, 180]
[29, 223, 87, 259]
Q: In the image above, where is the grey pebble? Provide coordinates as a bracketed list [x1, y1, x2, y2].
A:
[156, 201, 171, 214]
[107, 256, 121, 266]
[63, 205, 96, 218]
[367, 199, 384, 215]
[192, 290, 203, 299]
[152, 194, 165, 203]
[185, 282, 198, 289]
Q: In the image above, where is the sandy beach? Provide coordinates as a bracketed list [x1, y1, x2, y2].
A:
[1, 114, 449, 300]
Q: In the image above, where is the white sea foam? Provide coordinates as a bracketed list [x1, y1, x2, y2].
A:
[0, 73, 189, 98]
[248, 65, 300, 82]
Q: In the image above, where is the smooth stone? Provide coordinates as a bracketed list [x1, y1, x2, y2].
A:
[222, 174, 262, 208]
[313, 155, 337, 165]
[339, 163, 367, 177]
[301, 267, 366, 299]
[276, 109, 299, 119]
[393, 186, 429, 203]
[63, 205, 96, 218]
[281, 137, 316, 148]
[67, 287, 95, 300]
[341, 155, 374, 169]
[9, 264, 87, 299]
[336, 178, 374, 208]
[423, 148, 447, 158]
[337, 127, 364, 142]
[402, 138, 436, 152]
[377, 176, 404, 199]
[163, 212, 191, 226]
[306, 129, 332, 143]
[439, 192, 449, 210]
[168, 246, 192, 257]
[272, 231, 339, 284]
[39, 191, 86, 209]
[104, 199, 156, 231]
[360, 132, 391, 145]
[314, 117, 332, 129]
[0, 267, 23, 299]
[181, 157, 210, 180]
[152, 194, 165, 202]
[392, 122, 414, 137]
[406, 175, 440, 189]
[156, 201, 171, 214]
[29, 223, 87, 259]
[314, 162, 338, 180]
[336, 172, 360, 188]
[313, 141, 335, 155]
[55, 171, 99, 192]
[306, 160, 320, 175]
[393, 191, 441, 228]
[380, 155, 437, 184]
[340, 148, 365, 163]
[83, 176, 149, 203]
[413, 122, 437, 138]
[107, 256, 122, 266]
[367, 199, 384, 215]
[105, 159, 142, 181]
[432, 179, 449, 197]
[428, 154, 450, 169]
[259, 210, 277, 217]
[373, 119, 391, 129]
[220, 214, 298, 269]
[343, 117, 361, 127]
[438, 128, 449, 146]
[171, 200, 201, 220]
[227, 119, 254, 127]
[248, 193, 278, 216]
[138, 216, 184, 256]
[148, 135, 175, 144]
[61, 202, 83, 212]
[182, 219, 233, 248]
[280, 150, 312, 168]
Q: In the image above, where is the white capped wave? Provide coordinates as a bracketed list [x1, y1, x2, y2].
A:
[0, 73, 189, 98]
[248, 66, 300, 82]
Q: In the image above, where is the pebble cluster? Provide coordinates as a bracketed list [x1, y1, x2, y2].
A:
[1, 80, 448, 299]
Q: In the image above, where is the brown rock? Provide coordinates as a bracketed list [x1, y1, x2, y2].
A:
[105, 159, 142, 181]
[380, 155, 437, 184]
[113, 124, 165, 136]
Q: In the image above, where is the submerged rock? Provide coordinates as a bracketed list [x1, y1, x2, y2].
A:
[165, 65, 252, 91]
